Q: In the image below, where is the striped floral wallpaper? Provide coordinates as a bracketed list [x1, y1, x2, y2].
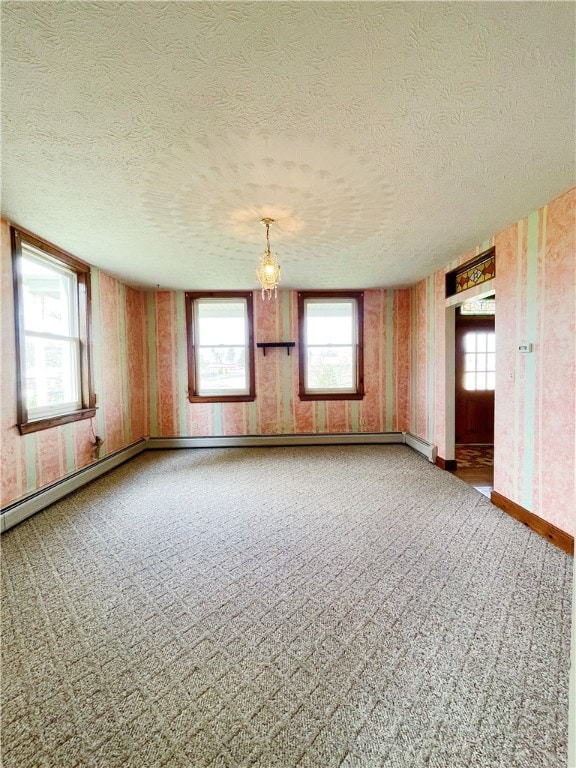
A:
[495, 190, 574, 534]
[2, 187, 574, 537]
[147, 289, 412, 437]
[0, 219, 149, 508]
[410, 187, 575, 534]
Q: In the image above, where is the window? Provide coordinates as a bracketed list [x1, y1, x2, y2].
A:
[11, 226, 95, 434]
[185, 292, 255, 402]
[463, 330, 496, 391]
[445, 247, 496, 298]
[460, 297, 495, 316]
[298, 292, 364, 400]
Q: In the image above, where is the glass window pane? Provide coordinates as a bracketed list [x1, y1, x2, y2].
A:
[487, 333, 495, 352]
[464, 333, 476, 353]
[197, 347, 247, 393]
[476, 353, 487, 372]
[22, 253, 76, 336]
[460, 298, 496, 315]
[306, 301, 354, 345]
[307, 347, 354, 390]
[487, 353, 495, 371]
[487, 372, 496, 390]
[464, 353, 475, 372]
[476, 333, 487, 353]
[196, 301, 246, 346]
[476, 372, 487, 390]
[25, 336, 80, 412]
[464, 372, 475, 390]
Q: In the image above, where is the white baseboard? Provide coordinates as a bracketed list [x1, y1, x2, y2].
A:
[403, 432, 437, 463]
[1, 439, 147, 533]
[2, 432, 437, 532]
[147, 432, 405, 449]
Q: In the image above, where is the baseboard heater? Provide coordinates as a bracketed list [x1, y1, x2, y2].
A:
[148, 432, 436, 462]
[147, 432, 405, 449]
[0, 438, 146, 533]
[1, 432, 437, 532]
[403, 432, 437, 463]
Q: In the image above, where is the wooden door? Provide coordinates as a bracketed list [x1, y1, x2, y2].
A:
[455, 315, 495, 444]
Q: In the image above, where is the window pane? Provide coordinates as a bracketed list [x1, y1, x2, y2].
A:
[476, 333, 487, 353]
[487, 353, 495, 371]
[307, 347, 354, 390]
[305, 301, 354, 345]
[22, 253, 76, 336]
[460, 298, 496, 315]
[464, 333, 476, 353]
[476, 353, 487, 372]
[197, 347, 248, 393]
[487, 333, 495, 352]
[196, 301, 246, 346]
[464, 353, 475, 372]
[476, 371, 487, 390]
[25, 336, 80, 412]
[487, 372, 496, 390]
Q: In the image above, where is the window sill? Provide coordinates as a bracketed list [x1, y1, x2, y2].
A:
[188, 395, 255, 404]
[18, 407, 97, 435]
[299, 393, 365, 401]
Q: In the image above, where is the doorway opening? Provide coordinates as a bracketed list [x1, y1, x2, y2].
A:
[451, 295, 495, 497]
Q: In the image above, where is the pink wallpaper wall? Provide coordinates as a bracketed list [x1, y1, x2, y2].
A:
[4, 189, 573, 536]
[147, 289, 412, 437]
[410, 188, 575, 535]
[494, 190, 575, 534]
[0, 219, 149, 508]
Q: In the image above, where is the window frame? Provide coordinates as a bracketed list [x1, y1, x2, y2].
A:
[11, 225, 96, 435]
[298, 290, 365, 401]
[185, 291, 256, 403]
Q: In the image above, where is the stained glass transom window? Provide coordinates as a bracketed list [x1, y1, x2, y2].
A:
[455, 252, 495, 293]
[446, 248, 496, 298]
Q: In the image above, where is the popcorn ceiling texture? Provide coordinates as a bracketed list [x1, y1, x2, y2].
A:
[140, 130, 396, 284]
[1, 2, 574, 289]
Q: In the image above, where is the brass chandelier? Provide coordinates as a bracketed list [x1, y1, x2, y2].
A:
[256, 217, 281, 300]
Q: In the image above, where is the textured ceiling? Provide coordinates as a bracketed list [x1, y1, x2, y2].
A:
[2, 1, 574, 290]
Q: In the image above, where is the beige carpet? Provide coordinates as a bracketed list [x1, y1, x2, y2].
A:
[1, 445, 571, 767]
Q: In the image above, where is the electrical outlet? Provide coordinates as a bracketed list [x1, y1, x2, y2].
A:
[92, 436, 104, 458]
[507, 369, 515, 382]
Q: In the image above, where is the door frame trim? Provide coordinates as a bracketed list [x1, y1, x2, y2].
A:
[444, 283, 496, 460]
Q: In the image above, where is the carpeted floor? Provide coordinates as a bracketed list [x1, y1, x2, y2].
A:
[1, 445, 572, 767]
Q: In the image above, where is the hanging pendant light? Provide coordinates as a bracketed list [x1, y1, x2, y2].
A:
[256, 217, 281, 300]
